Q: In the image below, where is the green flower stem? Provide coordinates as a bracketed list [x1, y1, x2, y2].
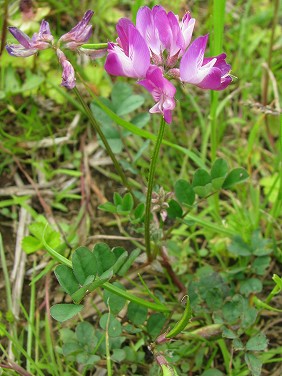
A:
[144, 118, 166, 261]
[103, 282, 169, 312]
[81, 43, 108, 49]
[73, 87, 131, 192]
[42, 236, 169, 313]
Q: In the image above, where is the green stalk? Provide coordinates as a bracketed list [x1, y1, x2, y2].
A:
[103, 282, 169, 312]
[27, 262, 36, 373]
[144, 118, 166, 261]
[0, 233, 13, 312]
[210, 0, 226, 161]
[105, 311, 112, 376]
[73, 87, 130, 192]
[81, 43, 108, 49]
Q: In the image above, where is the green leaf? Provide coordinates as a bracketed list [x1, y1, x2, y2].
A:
[228, 236, 252, 256]
[222, 294, 244, 323]
[201, 370, 224, 376]
[233, 338, 244, 351]
[211, 158, 228, 189]
[50, 304, 83, 322]
[133, 203, 145, 221]
[222, 168, 249, 189]
[113, 192, 123, 206]
[222, 326, 238, 339]
[175, 179, 195, 206]
[71, 269, 113, 304]
[99, 313, 122, 337]
[54, 265, 80, 295]
[192, 169, 213, 197]
[240, 278, 263, 296]
[111, 348, 126, 362]
[127, 302, 148, 325]
[116, 95, 145, 116]
[75, 321, 95, 345]
[131, 112, 150, 129]
[98, 122, 123, 154]
[22, 236, 42, 254]
[62, 342, 81, 356]
[117, 192, 134, 213]
[103, 282, 126, 314]
[72, 247, 97, 285]
[244, 353, 262, 376]
[112, 250, 128, 274]
[146, 313, 166, 339]
[76, 353, 100, 365]
[93, 243, 116, 275]
[241, 306, 258, 329]
[167, 199, 183, 219]
[111, 82, 132, 108]
[117, 248, 141, 276]
[246, 333, 268, 351]
[98, 202, 117, 213]
[252, 256, 271, 275]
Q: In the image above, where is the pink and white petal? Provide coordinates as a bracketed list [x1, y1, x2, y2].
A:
[166, 11, 184, 56]
[195, 67, 223, 90]
[136, 6, 162, 56]
[163, 108, 173, 124]
[180, 16, 195, 52]
[8, 27, 32, 48]
[116, 18, 135, 54]
[180, 34, 209, 83]
[105, 45, 130, 76]
[6, 44, 37, 57]
[126, 24, 151, 77]
[216, 75, 232, 91]
[203, 53, 231, 75]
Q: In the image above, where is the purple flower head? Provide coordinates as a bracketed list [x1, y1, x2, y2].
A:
[138, 66, 176, 124]
[180, 34, 232, 90]
[59, 10, 94, 50]
[57, 49, 76, 89]
[6, 20, 53, 57]
[105, 18, 150, 78]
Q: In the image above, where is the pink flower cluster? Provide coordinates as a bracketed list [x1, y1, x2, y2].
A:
[6, 11, 106, 89]
[105, 6, 232, 124]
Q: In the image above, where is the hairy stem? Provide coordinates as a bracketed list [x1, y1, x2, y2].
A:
[73, 87, 131, 192]
[144, 118, 166, 261]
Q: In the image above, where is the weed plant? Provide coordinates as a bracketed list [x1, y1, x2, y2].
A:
[0, 1, 281, 375]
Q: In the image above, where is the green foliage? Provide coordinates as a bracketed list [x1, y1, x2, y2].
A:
[22, 215, 61, 254]
[50, 304, 84, 322]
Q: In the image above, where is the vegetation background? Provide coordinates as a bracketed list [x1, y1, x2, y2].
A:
[0, 0, 281, 375]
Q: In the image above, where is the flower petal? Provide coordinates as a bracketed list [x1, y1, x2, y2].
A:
[138, 65, 176, 124]
[6, 44, 37, 57]
[180, 34, 209, 84]
[36, 20, 54, 43]
[136, 6, 164, 58]
[57, 49, 76, 89]
[180, 12, 195, 53]
[59, 10, 94, 45]
[105, 23, 150, 78]
[8, 27, 32, 49]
